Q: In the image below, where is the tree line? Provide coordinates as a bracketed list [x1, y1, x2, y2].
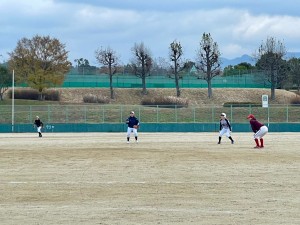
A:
[1, 34, 300, 101]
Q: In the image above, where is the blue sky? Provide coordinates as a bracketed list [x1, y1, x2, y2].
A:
[1, 0, 300, 66]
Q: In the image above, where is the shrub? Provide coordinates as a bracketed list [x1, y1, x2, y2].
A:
[141, 96, 189, 108]
[290, 95, 300, 105]
[223, 102, 261, 107]
[83, 94, 110, 104]
[7, 89, 39, 100]
[8, 89, 60, 101]
[44, 90, 60, 101]
[83, 94, 98, 103]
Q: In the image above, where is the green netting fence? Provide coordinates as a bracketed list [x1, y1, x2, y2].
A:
[62, 72, 269, 88]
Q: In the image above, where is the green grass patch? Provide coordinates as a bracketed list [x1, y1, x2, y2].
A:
[0, 99, 59, 105]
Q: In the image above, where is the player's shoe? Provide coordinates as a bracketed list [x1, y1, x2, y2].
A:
[260, 146, 264, 148]
[231, 140, 234, 144]
[253, 146, 260, 148]
[136, 140, 138, 143]
[217, 142, 220, 144]
[127, 141, 129, 144]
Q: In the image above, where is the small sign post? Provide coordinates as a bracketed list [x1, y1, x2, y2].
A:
[262, 95, 268, 108]
[262, 95, 269, 127]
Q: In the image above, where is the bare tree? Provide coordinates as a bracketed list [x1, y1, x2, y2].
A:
[74, 58, 90, 75]
[8, 35, 71, 100]
[151, 57, 169, 76]
[169, 40, 183, 97]
[195, 33, 221, 99]
[255, 37, 287, 100]
[131, 42, 152, 95]
[95, 47, 119, 99]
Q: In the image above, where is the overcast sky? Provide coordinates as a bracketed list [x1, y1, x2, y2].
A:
[1, 0, 300, 66]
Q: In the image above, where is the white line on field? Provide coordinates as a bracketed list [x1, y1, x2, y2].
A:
[4, 181, 269, 185]
[0, 204, 245, 214]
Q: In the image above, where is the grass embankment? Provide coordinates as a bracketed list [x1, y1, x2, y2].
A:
[1, 88, 299, 123]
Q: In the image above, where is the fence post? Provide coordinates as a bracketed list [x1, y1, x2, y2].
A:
[286, 105, 289, 122]
[120, 105, 123, 123]
[267, 107, 270, 127]
[175, 105, 178, 122]
[212, 106, 215, 123]
[102, 106, 105, 123]
[138, 106, 141, 123]
[230, 105, 233, 122]
[157, 105, 159, 123]
[48, 105, 50, 123]
[84, 105, 87, 123]
[65, 105, 68, 123]
[193, 107, 195, 123]
[30, 105, 32, 123]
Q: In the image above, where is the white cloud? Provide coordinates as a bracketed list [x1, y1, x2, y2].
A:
[1, 0, 300, 64]
[234, 13, 300, 39]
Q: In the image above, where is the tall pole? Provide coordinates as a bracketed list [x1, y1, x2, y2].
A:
[12, 70, 14, 132]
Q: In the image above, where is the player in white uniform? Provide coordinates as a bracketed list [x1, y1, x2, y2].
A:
[33, 116, 43, 137]
[218, 113, 234, 144]
[125, 111, 140, 143]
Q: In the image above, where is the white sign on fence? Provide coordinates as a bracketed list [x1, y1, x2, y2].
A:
[262, 95, 268, 108]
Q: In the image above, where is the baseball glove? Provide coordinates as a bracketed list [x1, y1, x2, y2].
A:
[133, 125, 139, 129]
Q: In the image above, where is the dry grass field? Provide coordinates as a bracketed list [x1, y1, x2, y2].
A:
[57, 88, 298, 106]
[0, 132, 299, 225]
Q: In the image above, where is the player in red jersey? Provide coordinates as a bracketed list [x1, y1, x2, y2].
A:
[247, 114, 268, 148]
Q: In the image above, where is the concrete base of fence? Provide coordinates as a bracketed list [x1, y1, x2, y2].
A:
[1, 123, 300, 133]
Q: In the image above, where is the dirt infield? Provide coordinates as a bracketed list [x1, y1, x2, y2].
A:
[0, 132, 299, 225]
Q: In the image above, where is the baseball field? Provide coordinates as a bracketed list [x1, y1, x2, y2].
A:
[0, 132, 299, 225]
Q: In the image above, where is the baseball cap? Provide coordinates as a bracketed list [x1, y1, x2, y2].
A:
[247, 114, 255, 119]
[130, 111, 134, 114]
[220, 113, 226, 117]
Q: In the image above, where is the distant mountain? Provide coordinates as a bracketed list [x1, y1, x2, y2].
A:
[220, 54, 255, 68]
[220, 52, 300, 69]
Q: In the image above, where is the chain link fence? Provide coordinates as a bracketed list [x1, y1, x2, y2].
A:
[1, 104, 299, 124]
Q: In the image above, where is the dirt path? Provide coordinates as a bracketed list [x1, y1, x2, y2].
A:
[0, 132, 299, 225]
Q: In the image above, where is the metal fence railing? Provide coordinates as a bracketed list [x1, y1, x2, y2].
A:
[1, 104, 299, 125]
